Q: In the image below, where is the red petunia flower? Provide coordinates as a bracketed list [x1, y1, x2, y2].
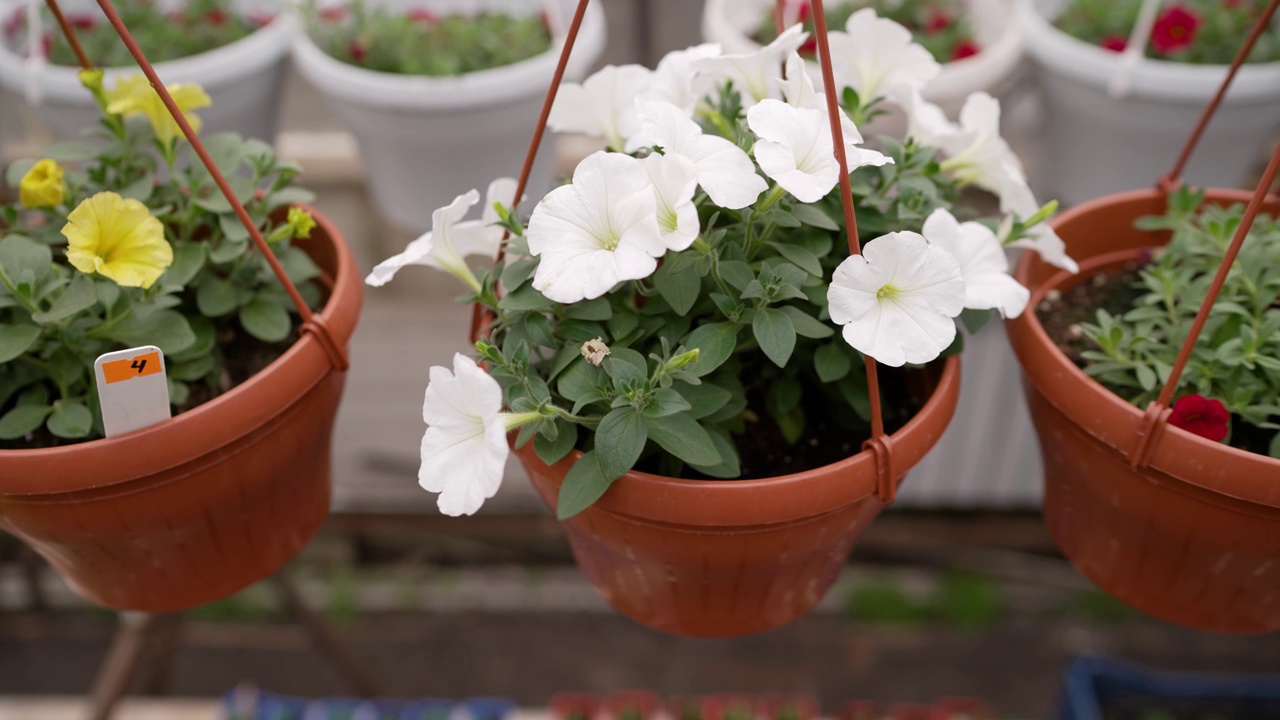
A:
[66, 13, 96, 30]
[408, 8, 437, 24]
[951, 39, 980, 60]
[247, 10, 275, 26]
[1151, 5, 1200, 55]
[319, 5, 347, 22]
[925, 8, 952, 33]
[205, 9, 227, 26]
[1100, 34, 1127, 52]
[1169, 394, 1230, 442]
[348, 39, 366, 62]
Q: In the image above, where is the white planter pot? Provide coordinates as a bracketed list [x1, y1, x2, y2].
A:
[292, 0, 606, 234]
[1024, 0, 1280, 206]
[0, 0, 292, 143]
[701, 0, 1025, 119]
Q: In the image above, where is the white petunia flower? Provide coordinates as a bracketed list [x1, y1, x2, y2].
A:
[365, 177, 519, 291]
[922, 209, 1029, 318]
[629, 99, 767, 209]
[642, 43, 722, 114]
[644, 152, 700, 251]
[828, 8, 940, 109]
[692, 24, 807, 107]
[420, 354, 511, 517]
[548, 64, 654, 150]
[527, 152, 666, 303]
[827, 232, 966, 367]
[912, 92, 1028, 212]
[998, 180, 1080, 274]
[781, 52, 820, 109]
[747, 98, 892, 203]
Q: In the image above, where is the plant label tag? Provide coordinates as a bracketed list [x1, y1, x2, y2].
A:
[95, 345, 171, 438]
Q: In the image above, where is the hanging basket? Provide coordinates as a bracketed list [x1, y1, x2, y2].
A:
[515, 358, 958, 637]
[0, 207, 361, 611]
[1005, 0, 1280, 633]
[0, 0, 362, 611]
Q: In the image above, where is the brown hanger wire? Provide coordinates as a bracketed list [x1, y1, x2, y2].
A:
[43, 0, 349, 371]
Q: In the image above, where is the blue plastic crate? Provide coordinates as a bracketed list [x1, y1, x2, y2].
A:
[221, 687, 512, 720]
[1057, 656, 1280, 720]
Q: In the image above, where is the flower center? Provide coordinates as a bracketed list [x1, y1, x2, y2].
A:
[877, 283, 900, 301]
[597, 229, 621, 251]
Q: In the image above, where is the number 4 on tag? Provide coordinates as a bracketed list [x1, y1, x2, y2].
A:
[95, 345, 171, 438]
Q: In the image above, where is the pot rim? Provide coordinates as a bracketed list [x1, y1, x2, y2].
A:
[0, 205, 362, 497]
[1022, 0, 1280, 103]
[1007, 188, 1280, 509]
[519, 354, 961, 526]
[0, 0, 294, 98]
[289, 0, 605, 112]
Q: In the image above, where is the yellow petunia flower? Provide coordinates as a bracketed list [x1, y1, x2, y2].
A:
[19, 159, 65, 209]
[62, 192, 174, 289]
[105, 74, 211, 146]
[286, 207, 317, 239]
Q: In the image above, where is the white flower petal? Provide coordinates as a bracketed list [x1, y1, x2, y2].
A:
[549, 64, 654, 149]
[481, 176, 521, 226]
[829, 9, 939, 108]
[923, 208, 1029, 318]
[693, 24, 806, 107]
[643, 43, 722, 113]
[365, 189, 481, 286]
[827, 232, 966, 367]
[528, 152, 664, 303]
[632, 100, 767, 209]
[418, 354, 509, 517]
[750, 100, 840, 202]
[1011, 225, 1080, 274]
[644, 152, 700, 251]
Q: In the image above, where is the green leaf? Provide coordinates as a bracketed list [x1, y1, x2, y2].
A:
[118, 170, 154, 202]
[32, 275, 97, 324]
[689, 430, 740, 478]
[240, 298, 291, 343]
[263, 187, 317, 212]
[535, 422, 578, 466]
[684, 322, 738, 377]
[47, 401, 92, 439]
[779, 305, 834, 339]
[768, 242, 823, 276]
[43, 141, 101, 162]
[0, 324, 41, 363]
[643, 387, 692, 417]
[196, 275, 239, 317]
[0, 235, 52, 284]
[162, 242, 206, 288]
[790, 203, 840, 231]
[753, 307, 797, 367]
[814, 343, 852, 382]
[108, 310, 196, 355]
[603, 347, 648, 384]
[193, 175, 255, 214]
[219, 212, 252, 244]
[169, 353, 217, 382]
[654, 261, 701, 317]
[558, 358, 605, 403]
[556, 450, 614, 520]
[1270, 432, 1280, 460]
[0, 404, 52, 440]
[498, 285, 556, 312]
[960, 308, 995, 335]
[677, 381, 732, 420]
[645, 413, 721, 467]
[595, 407, 647, 479]
[278, 245, 323, 285]
[500, 256, 538, 290]
[564, 297, 612, 321]
[717, 260, 755, 291]
[1135, 364, 1157, 392]
[5, 158, 34, 187]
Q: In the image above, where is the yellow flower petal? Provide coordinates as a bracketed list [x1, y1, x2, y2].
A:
[19, 159, 65, 208]
[61, 192, 173, 289]
[105, 74, 211, 144]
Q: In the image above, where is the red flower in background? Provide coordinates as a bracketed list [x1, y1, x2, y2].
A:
[66, 13, 96, 30]
[247, 10, 275, 26]
[1169, 394, 1230, 441]
[1100, 34, 1128, 52]
[925, 8, 952, 33]
[205, 8, 227, 26]
[348, 40, 366, 62]
[408, 8, 438, 24]
[1151, 5, 1200, 54]
[319, 5, 347, 22]
[951, 39, 980, 60]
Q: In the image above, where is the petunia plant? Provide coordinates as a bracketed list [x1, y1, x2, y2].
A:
[0, 70, 322, 445]
[755, 0, 982, 64]
[370, 11, 1073, 517]
[1067, 186, 1280, 457]
[1054, 0, 1280, 64]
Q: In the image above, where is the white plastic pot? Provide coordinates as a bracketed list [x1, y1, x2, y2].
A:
[0, 0, 292, 143]
[1024, 0, 1280, 206]
[701, 0, 1024, 119]
[292, 0, 606, 234]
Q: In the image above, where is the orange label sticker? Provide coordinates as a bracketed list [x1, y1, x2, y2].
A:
[101, 351, 162, 384]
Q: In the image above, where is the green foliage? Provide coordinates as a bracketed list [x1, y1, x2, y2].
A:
[305, 0, 553, 75]
[1078, 187, 1280, 455]
[25, 0, 260, 68]
[755, 0, 978, 64]
[845, 571, 1004, 629]
[1054, 0, 1280, 64]
[0, 82, 320, 446]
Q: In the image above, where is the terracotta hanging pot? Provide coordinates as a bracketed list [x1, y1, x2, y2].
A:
[1005, 188, 1280, 633]
[515, 357, 960, 637]
[0, 207, 362, 612]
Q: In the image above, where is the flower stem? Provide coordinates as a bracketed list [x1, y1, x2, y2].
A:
[755, 185, 787, 214]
